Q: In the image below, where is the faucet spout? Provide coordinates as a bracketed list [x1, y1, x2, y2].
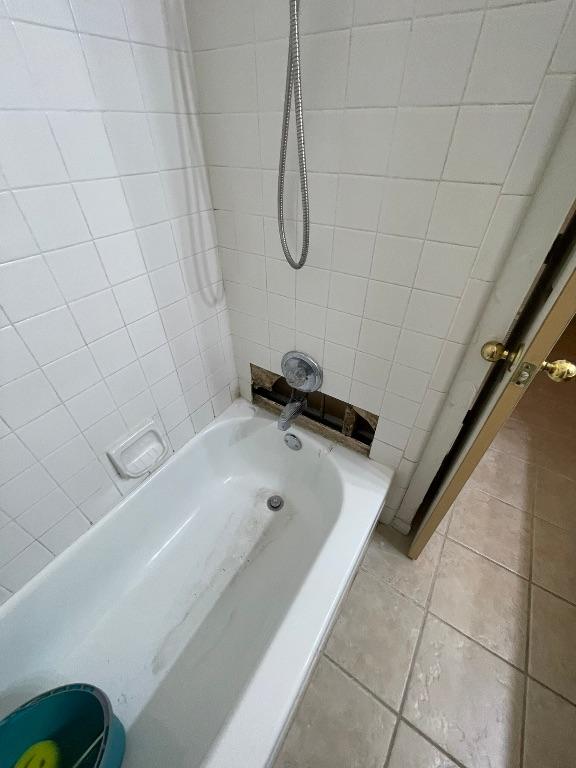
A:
[278, 396, 306, 430]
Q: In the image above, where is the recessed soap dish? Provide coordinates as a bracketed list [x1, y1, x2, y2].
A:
[107, 419, 170, 479]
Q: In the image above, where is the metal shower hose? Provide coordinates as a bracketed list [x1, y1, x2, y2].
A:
[277, 0, 309, 270]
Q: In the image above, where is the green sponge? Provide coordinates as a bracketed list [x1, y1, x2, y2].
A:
[14, 739, 59, 768]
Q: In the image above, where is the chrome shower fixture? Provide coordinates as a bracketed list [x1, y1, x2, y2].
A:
[277, 0, 310, 270]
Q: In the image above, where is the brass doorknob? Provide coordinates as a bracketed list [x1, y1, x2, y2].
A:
[481, 341, 510, 363]
[541, 359, 576, 382]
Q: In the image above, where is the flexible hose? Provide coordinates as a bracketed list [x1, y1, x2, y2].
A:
[277, 0, 310, 270]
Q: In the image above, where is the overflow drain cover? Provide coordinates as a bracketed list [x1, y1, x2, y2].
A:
[267, 494, 284, 511]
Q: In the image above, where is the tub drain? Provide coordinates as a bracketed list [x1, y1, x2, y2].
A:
[267, 494, 284, 511]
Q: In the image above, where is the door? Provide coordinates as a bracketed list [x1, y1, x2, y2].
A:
[409, 224, 576, 559]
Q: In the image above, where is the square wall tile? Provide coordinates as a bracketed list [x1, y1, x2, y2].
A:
[0, 112, 67, 188]
[0, 462, 56, 518]
[15, 185, 90, 252]
[388, 363, 431, 403]
[0, 523, 32, 568]
[401, 12, 483, 105]
[44, 351, 99, 411]
[75, 179, 133, 239]
[0, 433, 35, 486]
[103, 112, 158, 176]
[17, 488, 74, 538]
[300, 30, 349, 109]
[504, 75, 576, 195]
[48, 112, 116, 181]
[370, 235, 421, 286]
[69, 0, 128, 37]
[6, 0, 74, 28]
[40, 509, 90, 556]
[95, 231, 146, 286]
[195, 45, 257, 113]
[444, 106, 530, 184]
[70, 290, 123, 343]
[325, 309, 361, 348]
[0, 192, 38, 264]
[427, 182, 499, 247]
[388, 107, 458, 180]
[379, 179, 437, 239]
[16, 307, 84, 366]
[0, 256, 63, 323]
[354, 0, 413, 24]
[465, 1, 568, 103]
[66, 382, 116, 430]
[17, 406, 79, 459]
[364, 281, 411, 326]
[45, 242, 108, 303]
[347, 22, 410, 107]
[328, 273, 367, 316]
[353, 352, 390, 388]
[405, 290, 458, 338]
[0, 327, 36, 386]
[339, 109, 395, 175]
[395, 329, 443, 373]
[415, 241, 476, 297]
[15, 23, 95, 110]
[81, 35, 144, 111]
[358, 318, 400, 360]
[0, 18, 38, 109]
[0, 542, 53, 592]
[332, 228, 374, 277]
[336, 175, 382, 231]
[90, 329, 137, 377]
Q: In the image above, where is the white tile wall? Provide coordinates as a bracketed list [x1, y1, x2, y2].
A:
[0, 0, 237, 605]
[189, 0, 576, 525]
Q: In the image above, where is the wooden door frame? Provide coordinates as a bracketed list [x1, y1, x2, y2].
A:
[409, 261, 576, 558]
[395, 98, 576, 539]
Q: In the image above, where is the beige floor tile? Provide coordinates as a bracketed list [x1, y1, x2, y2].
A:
[532, 428, 576, 482]
[490, 417, 536, 463]
[530, 586, 576, 704]
[436, 510, 451, 535]
[387, 722, 457, 768]
[430, 539, 528, 666]
[325, 569, 424, 710]
[273, 656, 395, 768]
[534, 467, 576, 532]
[449, 484, 531, 577]
[533, 517, 576, 604]
[469, 448, 536, 511]
[404, 617, 524, 768]
[361, 525, 443, 606]
[524, 679, 576, 768]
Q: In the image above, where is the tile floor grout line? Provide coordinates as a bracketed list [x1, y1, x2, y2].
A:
[381, 529, 451, 768]
[445, 533, 531, 582]
[531, 577, 576, 610]
[427, 611, 527, 675]
[358, 562, 429, 611]
[322, 652, 399, 719]
[525, 673, 576, 710]
[519, 478, 537, 768]
[396, 718, 471, 768]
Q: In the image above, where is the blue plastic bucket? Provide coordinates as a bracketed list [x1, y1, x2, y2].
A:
[0, 683, 125, 767]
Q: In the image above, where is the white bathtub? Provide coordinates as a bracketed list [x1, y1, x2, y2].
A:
[0, 400, 392, 767]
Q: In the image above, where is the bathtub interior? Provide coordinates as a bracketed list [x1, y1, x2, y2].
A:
[0, 406, 354, 765]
